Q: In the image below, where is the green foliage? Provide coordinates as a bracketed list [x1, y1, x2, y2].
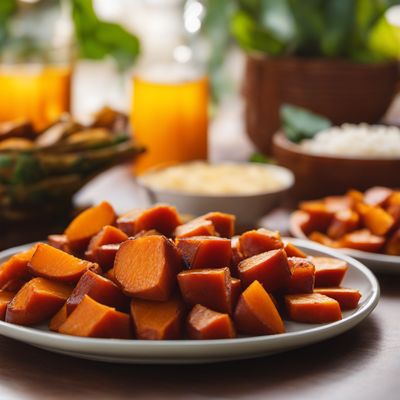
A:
[71, 0, 140, 70]
[231, 0, 400, 62]
[249, 152, 273, 163]
[280, 104, 332, 143]
[0, 0, 140, 70]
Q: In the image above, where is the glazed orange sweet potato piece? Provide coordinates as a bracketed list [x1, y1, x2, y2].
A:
[59, 295, 132, 339]
[239, 228, 283, 258]
[29, 243, 100, 284]
[364, 186, 393, 207]
[231, 278, 242, 309]
[65, 201, 116, 252]
[0, 245, 37, 290]
[174, 219, 216, 238]
[361, 206, 394, 236]
[177, 268, 232, 313]
[66, 270, 128, 314]
[104, 267, 117, 284]
[314, 288, 361, 310]
[86, 225, 128, 261]
[116, 205, 181, 237]
[114, 235, 183, 301]
[238, 249, 291, 293]
[285, 293, 342, 323]
[49, 303, 68, 331]
[327, 209, 360, 239]
[309, 232, 339, 248]
[0, 291, 15, 320]
[6, 278, 72, 326]
[312, 257, 348, 287]
[299, 201, 334, 233]
[234, 280, 285, 335]
[340, 229, 385, 253]
[283, 242, 307, 258]
[95, 243, 120, 271]
[48, 234, 71, 253]
[386, 228, 400, 255]
[130, 296, 184, 339]
[324, 195, 353, 212]
[187, 304, 235, 340]
[176, 236, 232, 270]
[195, 212, 235, 238]
[286, 257, 315, 294]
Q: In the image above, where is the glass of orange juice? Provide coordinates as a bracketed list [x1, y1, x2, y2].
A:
[131, 0, 208, 175]
[0, 0, 73, 131]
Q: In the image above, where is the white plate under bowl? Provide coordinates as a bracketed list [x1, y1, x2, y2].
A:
[0, 239, 379, 364]
[290, 210, 400, 274]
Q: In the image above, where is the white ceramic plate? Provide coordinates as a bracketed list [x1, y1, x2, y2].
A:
[0, 239, 379, 364]
[290, 210, 400, 274]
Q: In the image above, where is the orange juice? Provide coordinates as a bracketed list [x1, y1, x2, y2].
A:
[132, 75, 208, 174]
[0, 64, 71, 131]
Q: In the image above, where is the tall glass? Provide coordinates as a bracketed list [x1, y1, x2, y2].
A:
[0, 0, 73, 131]
[131, 0, 208, 175]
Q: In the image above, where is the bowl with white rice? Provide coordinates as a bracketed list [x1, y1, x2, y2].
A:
[273, 124, 400, 200]
[137, 161, 294, 226]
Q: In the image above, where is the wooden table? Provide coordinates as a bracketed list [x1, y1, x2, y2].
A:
[1, 166, 400, 400]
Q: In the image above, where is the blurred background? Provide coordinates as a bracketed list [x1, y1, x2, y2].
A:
[1, 0, 400, 227]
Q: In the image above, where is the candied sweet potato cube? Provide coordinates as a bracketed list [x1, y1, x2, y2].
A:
[327, 209, 360, 239]
[340, 229, 385, 253]
[230, 236, 243, 277]
[283, 242, 307, 258]
[239, 229, 283, 258]
[29, 243, 100, 284]
[234, 280, 284, 335]
[178, 268, 232, 313]
[195, 212, 235, 238]
[312, 257, 348, 287]
[361, 206, 394, 236]
[0, 245, 37, 290]
[66, 270, 128, 314]
[87, 226, 128, 256]
[285, 293, 342, 323]
[286, 257, 315, 294]
[324, 196, 352, 212]
[48, 235, 71, 253]
[114, 235, 183, 301]
[176, 236, 232, 270]
[95, 243, 120, 271]
[238, 249, 291, 293]
[130, 296, 184, 339]
[385, 229, 400, 255]
[49, 303, 67, 332]
[6, 278, 72, 326]
[0, 291, 15, 320]
[299, 201, 334, 232]
[364, 186, 393, 207]
[104, 267, 117, 284]
[314, 288, 361, 310]
[174, 219, 216, 239]
[116, 205, 181, 237]
[59, 295, 132, 339]
[231, 278, 242, 309]
[187, 304, 235, 340]
[65, 201, 116, 252]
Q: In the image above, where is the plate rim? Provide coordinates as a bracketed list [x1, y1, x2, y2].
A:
[0, 239, 379, 357]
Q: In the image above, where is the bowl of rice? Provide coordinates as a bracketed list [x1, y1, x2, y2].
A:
[273, 124, 400, 200]
[137, 161, 294, 226]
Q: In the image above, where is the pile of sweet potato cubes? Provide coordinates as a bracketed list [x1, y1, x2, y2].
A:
[0, 203, 361, 340]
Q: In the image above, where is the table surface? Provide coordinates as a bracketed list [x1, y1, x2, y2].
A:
[1, 166, 400, 400]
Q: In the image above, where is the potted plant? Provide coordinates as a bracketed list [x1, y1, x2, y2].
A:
[231, 0, 400, 154]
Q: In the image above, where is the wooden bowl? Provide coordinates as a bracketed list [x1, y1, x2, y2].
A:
[242, 56, 399, 154]
[273, 132, 400, 201]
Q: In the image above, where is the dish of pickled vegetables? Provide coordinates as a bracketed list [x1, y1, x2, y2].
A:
[0, 202, 379, 363]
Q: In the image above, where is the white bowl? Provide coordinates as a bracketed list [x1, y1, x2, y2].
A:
[137, 163, 294, 226]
